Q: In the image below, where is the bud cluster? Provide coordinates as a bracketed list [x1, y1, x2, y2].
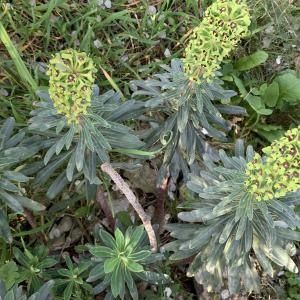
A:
[47, 49, 97, 124]
[245, 127, 300, 201]
[183, 0, 251, 83]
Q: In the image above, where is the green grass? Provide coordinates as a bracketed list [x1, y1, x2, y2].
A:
[0, 0, 202, 117]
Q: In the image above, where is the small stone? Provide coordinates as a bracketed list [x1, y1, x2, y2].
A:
[276, 56, 282, 65]
[37, 62, 47, 73]
[93, 39, 103, 48]
[96, 15, 102, 22]
[164, 287, 172, 297]
[104, 0, 111, 8]
[201, 128, 209, 135]
[164, 48, 171, 58]
[265, 25, 274, 34]
[158, 31, 166, 39]
[221, 289, 230, 299]
[179, 26, 186, 33]
[277, 271, 284, 277]
[0, 88, 8, 96]
[120, 54, 129, 62]
[148, 5, 157, 15]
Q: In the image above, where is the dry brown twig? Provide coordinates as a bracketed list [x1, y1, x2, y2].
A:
[101, 162, 158, 253]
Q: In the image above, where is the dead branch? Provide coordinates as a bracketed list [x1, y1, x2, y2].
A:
[101, 162, 158, 253]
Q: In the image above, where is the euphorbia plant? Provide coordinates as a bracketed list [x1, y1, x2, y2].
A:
[28, 49, 146, 199]
[164, 134, 300, 294]
[130, 0, 251, 184]
[88, 226, 169, 299]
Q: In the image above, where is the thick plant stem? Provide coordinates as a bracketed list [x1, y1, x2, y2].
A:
[101, 162, 158, 253]
[96, 186, 115, 230]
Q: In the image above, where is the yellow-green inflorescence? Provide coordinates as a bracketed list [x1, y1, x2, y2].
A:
[183, 0, 251, 83]
[47, 49, 97, 124]
[245, 127, 300, 201]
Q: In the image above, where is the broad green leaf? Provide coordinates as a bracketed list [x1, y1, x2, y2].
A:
[0, 261, 19, 289]
[245, 94, 273, 115]
[235, 50, 268, 71]
[126, 260, 144, 273]
[232, 75, 247, 97]
[3, 288, 14, 300]
[253, 123, 284, 143]
[275, 72, 300, 103]
[262, 81, 279, 107]
[104, 258, 119, 273]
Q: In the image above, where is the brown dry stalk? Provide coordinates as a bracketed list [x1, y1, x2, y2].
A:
[24, 208, 46, 242]
[101, 162, 158, 253]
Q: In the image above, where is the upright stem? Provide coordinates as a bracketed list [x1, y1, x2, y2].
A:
[101, 162, 158, 253]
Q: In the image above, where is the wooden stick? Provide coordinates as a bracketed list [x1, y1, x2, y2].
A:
[101, 162, 158, 253]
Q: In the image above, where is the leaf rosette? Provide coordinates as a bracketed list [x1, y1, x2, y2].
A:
[165, 140, 300, 294]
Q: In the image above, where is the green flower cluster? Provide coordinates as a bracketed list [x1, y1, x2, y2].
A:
[47, 49, 97, 124]
[183, 0, 251, 83]
[245, 127, 300, 201]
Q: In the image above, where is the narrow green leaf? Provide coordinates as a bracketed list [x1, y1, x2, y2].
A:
[63, 282, 74, 300]
[126, 260, 144, 273]
[89, 246, 115, 258]
[111, 264, 123, 298]
[0, 190, 23, 212]
[115, 228, 125, 250]
[0, 22, 38, 92]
